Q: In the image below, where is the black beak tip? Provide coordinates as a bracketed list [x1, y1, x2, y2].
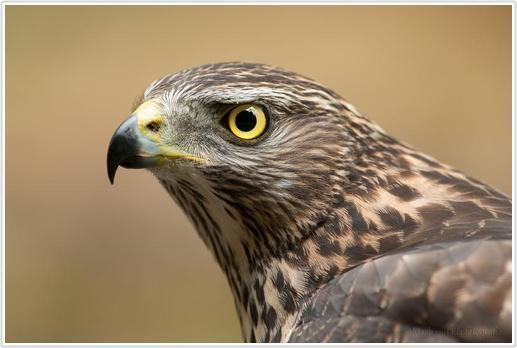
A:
[107, 161, 117, 185]
[107, 115, 138, 185]
[107, 144, 120, 185]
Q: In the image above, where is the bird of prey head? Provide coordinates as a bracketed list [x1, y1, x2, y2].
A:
[107, 62, 511, 343]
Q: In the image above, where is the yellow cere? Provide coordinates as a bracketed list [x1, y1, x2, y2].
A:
[228, 104, 267, 140]
[136, 99, 165, 143]
[134, 99, 206, 164]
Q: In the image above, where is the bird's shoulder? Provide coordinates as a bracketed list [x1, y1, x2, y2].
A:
[288, 165, 512, 343]
[289, 227, 511, 342]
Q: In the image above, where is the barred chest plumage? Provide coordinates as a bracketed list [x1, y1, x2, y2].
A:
[154, 166, 303, 342]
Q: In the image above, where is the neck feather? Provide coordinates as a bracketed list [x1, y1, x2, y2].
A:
[154, 138, 509, 342]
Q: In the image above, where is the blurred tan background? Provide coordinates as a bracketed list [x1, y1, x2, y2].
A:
[5, 5, 511, 343]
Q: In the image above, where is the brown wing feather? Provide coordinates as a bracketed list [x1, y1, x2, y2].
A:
[289, 234, 511, 342]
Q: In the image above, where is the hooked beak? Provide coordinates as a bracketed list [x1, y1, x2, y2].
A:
[106, 114, 162, 184]
[107, 100, 203, 184]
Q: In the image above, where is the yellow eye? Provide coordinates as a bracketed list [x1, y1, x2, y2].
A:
[227, 104, 267, 140]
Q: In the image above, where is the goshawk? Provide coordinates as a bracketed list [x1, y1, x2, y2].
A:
[107, 62, 511, 343]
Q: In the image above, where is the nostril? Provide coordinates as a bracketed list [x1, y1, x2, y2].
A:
[146, 121, 161, 132]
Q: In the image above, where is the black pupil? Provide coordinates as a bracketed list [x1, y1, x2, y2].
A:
[235, 110, 257, 132]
